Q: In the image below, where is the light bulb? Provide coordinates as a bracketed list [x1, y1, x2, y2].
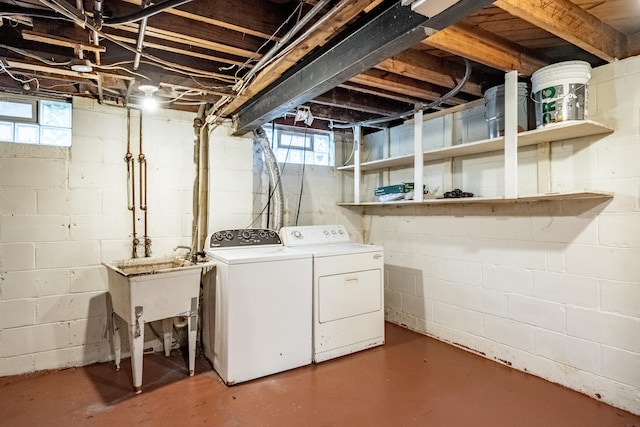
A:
[138, 85, 159, 110]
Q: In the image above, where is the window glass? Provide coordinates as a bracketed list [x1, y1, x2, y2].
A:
[41, 126, 72, 146]
[15, 123, 39, 144]
[0, 121, 14, 141]
[0, 99, 35, 120]
[272, 126, 333, 166]
[1, 96, 71, 146]
[40, 100, 72, 127]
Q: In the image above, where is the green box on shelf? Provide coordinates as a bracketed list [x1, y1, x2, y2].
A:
[374, 183, 414, 196]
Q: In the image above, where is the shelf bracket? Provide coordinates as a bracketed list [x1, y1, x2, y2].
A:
[414, 109, 424, 202]
[353, 125, 362, 204]
[504, 70, 518, 198]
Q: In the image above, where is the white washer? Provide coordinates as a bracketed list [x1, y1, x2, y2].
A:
[203, 229, 312, 385]
[280, 224, 384, 363]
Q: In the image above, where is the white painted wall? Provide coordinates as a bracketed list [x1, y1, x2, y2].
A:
[0, 98, 199, 375]
[358, 56, 640, 414]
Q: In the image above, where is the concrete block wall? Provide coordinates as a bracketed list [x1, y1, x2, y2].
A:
[359, 56, 640, 414]
[0, 98, 198, 376]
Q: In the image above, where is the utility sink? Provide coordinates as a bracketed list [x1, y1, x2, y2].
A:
[103, 255, 215, 393]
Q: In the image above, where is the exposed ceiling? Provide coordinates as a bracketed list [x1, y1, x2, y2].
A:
[0, 0, 638, 135]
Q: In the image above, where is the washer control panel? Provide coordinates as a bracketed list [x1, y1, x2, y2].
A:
[207, 229, 281, 248]
[280, 225, 350, 246]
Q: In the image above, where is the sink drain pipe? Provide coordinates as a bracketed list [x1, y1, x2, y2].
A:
[253, 126, 284, 231]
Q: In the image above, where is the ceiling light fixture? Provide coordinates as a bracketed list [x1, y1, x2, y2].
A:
[70, 59, 93, 73]
[138, 84, 159, 110]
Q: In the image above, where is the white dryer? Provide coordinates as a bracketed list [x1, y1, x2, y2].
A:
[203, 229, 312, 385]
[280, 224, 384, 363]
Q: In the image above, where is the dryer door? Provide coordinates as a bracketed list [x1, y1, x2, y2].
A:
[318, 269, 381, 323]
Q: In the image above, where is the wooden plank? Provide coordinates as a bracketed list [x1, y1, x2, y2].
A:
[110, 23, 260, 59]
[349, 69, 469, 105]
[494, 0, 628, 61]
[339, 82, 426, 105]
[375, 49, 486, 97]
[22, 30, 106, 53]
[106, 33, 249, 68]
[313, 87, 411, 116]
[423, 22, 548, 76]
[337, 190, 614, 206]
[116, 0, 290, 40]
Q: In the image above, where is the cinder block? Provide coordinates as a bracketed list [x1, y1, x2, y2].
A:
[69, 214, 130, 241]
[598, 214, 640, 248]
[69, 162, 101, 189]
[0, 187, 36, 214]
[36, 241, 100, 269]
[567, 306, 640, 353]
[601, 346, 640, 388]
[565, 245, 640, 282]
[419, 278, 452, 303]
[600, 280, 640, 317]
[387, 268, 415, 295]
[36, 292, 106, 324]
[433, 302, 483, 335]
[483, 314, 534, 351]
[69, 266, 108, 293]
[0, 158, 66, 188]
[68, 189, 102, 215]
[69, 317, 109, 346]
[530, 216, 598, 245]
[401, 294, 432, 321]
[0, 299, 36, 328]
[34, 342, 112, 371]
[440, 259, 482, 286]
[0, 354, 34, 376]
[384, 290, 401, 310]
[1, 269, 70, 299]
[533, 271, 598, 308]
[534, 329, 600, 373]
[70, 134, 103, 163]
[490, 241, 546, 270]
[482, 264, 533, 295]
[1, 215, 69, 243]
[0, 243, 35, 271]
[100, 163, 127, 190]
[0, 323, 68, 357]
[37, 188, 69, 215]
[450, 284, 508, 317]
[508, 295, 565, 332]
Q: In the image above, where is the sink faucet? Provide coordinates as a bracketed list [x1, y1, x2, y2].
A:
[174, 245, 191, 252]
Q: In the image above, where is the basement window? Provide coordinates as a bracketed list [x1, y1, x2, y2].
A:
[0, 95, 72, 147]
[272, 126, 333, 166]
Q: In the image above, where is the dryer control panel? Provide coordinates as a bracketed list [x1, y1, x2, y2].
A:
[207, 229, 281, 248]
[281, 225, 351, 246]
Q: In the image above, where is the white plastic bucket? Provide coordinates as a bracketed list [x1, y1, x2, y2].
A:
[531, 60, 591, 128]
[484, 82, 532, 138]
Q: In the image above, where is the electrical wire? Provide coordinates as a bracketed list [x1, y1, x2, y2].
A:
[0, 58, 40, 90]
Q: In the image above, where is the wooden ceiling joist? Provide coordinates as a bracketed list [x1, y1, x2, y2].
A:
[494, 0, 628, 61]
[349, 69, 468, 106]
[375, 50, 485, 97]
[422, 22, 549, 76]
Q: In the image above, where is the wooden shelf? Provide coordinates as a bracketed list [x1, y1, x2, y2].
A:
[337, 190, 614, 207]
[337, 120, 613, 172]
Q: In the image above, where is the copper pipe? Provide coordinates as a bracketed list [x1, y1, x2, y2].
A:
[125, 109, 138, 258]
[138, 111, 151, 257]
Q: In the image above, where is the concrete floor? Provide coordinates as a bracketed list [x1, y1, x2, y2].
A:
[1, 323, 638, 427]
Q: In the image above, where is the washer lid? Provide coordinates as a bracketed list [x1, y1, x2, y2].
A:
[205, 245, 311, 264]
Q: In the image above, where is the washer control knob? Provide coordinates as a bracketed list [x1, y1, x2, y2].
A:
[323, 230, 329, 236]
[268, 231, 276, 238]
[339, 229, 344, 235]
[259, 230, 267, 238]
[292, 230, 302, 239]
[331, 230, 337, 235]
[241, 230, 252, 240]
[224, 232, 234, 240]
[213, 232, 224, 241]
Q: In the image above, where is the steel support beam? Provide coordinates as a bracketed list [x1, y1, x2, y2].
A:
[232, 0, 495, 135]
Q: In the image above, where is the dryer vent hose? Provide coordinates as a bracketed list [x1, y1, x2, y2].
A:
[253, 127, 284, 231]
